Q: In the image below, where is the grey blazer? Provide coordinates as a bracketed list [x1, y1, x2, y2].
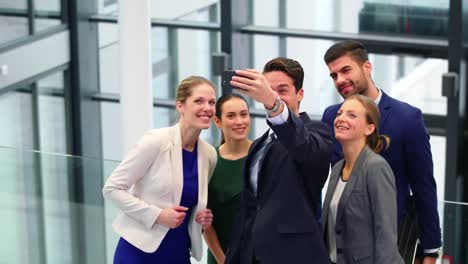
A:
[322, 146, 403, 264]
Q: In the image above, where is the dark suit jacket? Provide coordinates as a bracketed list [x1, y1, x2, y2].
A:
[321, 91, 442, 250]
[225, 110, 333, 264]
[322, 146, 404, 264]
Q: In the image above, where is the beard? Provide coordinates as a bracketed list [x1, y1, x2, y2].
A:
[338, 73, 369, 99]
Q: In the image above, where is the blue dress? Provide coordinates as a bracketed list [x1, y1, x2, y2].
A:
[114, 146, 199, 264]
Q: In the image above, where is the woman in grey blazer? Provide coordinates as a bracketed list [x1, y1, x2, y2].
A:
[322, 94, 403, 264]
[103, 76, 218, 263]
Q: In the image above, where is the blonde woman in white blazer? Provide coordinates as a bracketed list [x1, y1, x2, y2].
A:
[103, 76, 218, 263]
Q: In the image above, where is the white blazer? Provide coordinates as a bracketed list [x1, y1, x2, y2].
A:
[102, 123, 217, 261]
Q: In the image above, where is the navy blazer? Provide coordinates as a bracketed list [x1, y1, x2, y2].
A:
[226, 110, 333, 264]
[321, 91, 442, 250]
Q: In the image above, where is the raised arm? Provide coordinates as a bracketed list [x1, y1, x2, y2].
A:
[270, 110, 333, 164]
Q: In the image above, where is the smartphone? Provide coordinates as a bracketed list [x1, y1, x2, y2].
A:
[221, 70, 238, 90]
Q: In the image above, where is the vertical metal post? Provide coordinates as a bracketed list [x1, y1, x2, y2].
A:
[29, 83, 47, 264]
[27, 0, 36, 35]
[459, 1, 468, 261]
[209, 3, 219, 81]
[212, 52, 231, 95]
[208, 3, 221, 143]
[220, 0, 232, 58]
[168, 28, 179, 99]
[220, 0, 251, 69]
[278, 0, 286, 57]
[61, 0, 68, 23]
[442, 73, 461, 260]
[67, 0, 105, 263]
[443, 0, 466, 261]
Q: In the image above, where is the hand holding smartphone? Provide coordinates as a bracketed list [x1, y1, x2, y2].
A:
[221, 70, 238, 90]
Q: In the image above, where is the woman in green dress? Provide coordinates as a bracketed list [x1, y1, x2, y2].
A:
[204, 93, 252, 264]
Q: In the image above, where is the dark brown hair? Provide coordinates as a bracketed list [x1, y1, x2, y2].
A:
[176, 76, 215, 103]
[324, 40, 369, 65]
[215, 93, 249, 145]
[263, 57, 304, 92]
[346, 94, 390, 153]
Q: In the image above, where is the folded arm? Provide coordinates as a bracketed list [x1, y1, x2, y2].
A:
[102, 132, 163, 229]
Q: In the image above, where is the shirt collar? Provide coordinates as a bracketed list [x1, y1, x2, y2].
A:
[374, 88, 382, 105]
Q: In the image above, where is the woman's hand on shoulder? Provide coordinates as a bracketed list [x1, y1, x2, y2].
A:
[196, 208, 213, 230]
[155, 206, 188, 228]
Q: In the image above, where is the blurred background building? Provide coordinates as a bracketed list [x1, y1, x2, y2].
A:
[0, 0, 466, 263]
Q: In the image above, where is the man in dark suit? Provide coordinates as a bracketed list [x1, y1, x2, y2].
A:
[321, 40, 442, 263]
[225, 58, 332, 264]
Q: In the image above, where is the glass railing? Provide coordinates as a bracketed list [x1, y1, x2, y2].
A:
[0, 146, 466, 264]
[438, 201, 468, 264]
[0, 146, 120, 264]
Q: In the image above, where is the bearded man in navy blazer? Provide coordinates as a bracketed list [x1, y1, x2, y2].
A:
[225, 58, 333, 264]
[321, 40, 442, 263]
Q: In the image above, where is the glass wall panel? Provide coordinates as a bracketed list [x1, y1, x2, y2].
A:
[253, 0, 449, 38]
[0, 71, 67, 152]
[36, 72, 70, 263]
[97, 0, 219, 23]
[431, 136, 446, 204]
[152, 27, 170, 98]
[37, 72, 66, 153]
[253, 0, 279, 27]
[169, 4, 218, 95]
[35, 0, 60, 14]
[98, 24, 219, 99]
[98, 23, 119, 94]
[0, 0, 29, 45]
[152, 27, 218, 100]
[35, 0, 62, 32]
[153, 107, 174, 128]
[369, 54, 447, 115]
[0, 91, 34, 149]
[98, 0, 118, 14]
[175, 28, 213, 85]
[149, 0, 219, 23]
[36, 17, 61, 32]
[100, 102, 122, 161]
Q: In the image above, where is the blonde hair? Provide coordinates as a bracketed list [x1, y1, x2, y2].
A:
[176, 76, 215, 103]
[346, 94, 390, 153]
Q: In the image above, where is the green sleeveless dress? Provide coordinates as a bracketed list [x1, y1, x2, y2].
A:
[207, 147, 245, 264]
